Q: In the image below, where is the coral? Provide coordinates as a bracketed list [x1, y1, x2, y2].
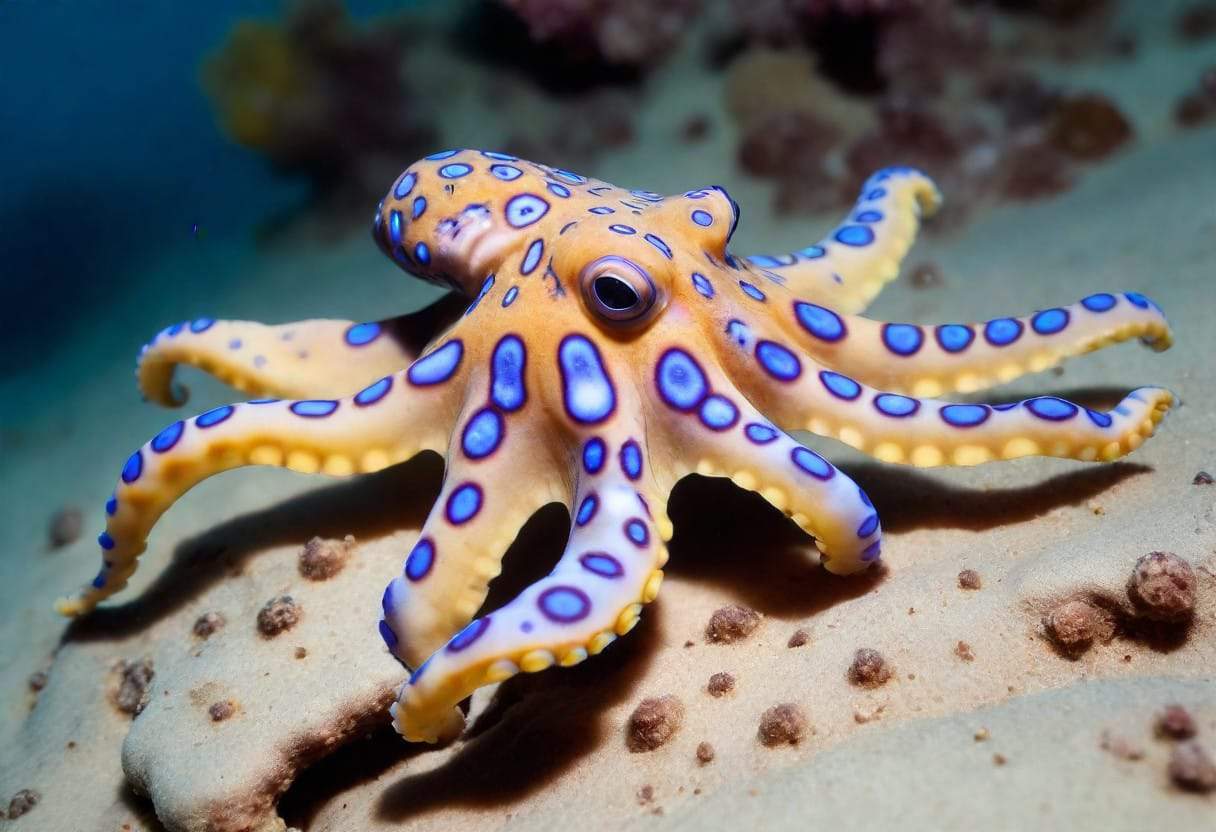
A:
[499, 0, 701, 67]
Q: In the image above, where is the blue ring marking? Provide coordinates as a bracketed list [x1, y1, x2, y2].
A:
[609, 224, 636, 235]
[445, 482, 483, 525]
[491, 335, 527, 412]
[799, 245, 826, 259]
[405, 538, 435, 581]
[354, 376, 392, 407]
[864, 188, 886, 200]
[874, 393, 920, 418]
[855, 210, 883, 223]
[538, 586, 591, 623]
[834, 225, 875, 246]
[1125, 291, 1152, 309]
[464, 274, 494, 318]
[121, 450, 144, 484]
[820, 370, 861, 401]
[588, 206, 615, 215]
[106, 495, 118, 516]
[857, 514, 879, 538]
[1081, 293, 1117, 312]
[1024, 396, 1078, 421]
[858, 486, 873, 508]
[345, 321, 382, 346]
[745, 423, 778, 444]
[98, 531, 115, 550]
[490, 164, 522, 181]
[190, 318, 215, 333]
[558, 335, 616, 424]
[940, 403, 991, 427]
[151, 421, 185, 454]
[580, 552, 623, 578]
[505, 194, 549, 228]
[382, 579, 397, 616]
[645, 233, 673, 259]
[1031, 308, 1069, 335]
[521, 238, 544, 275]
[461, 408, 504, 459]
[620, 440, 643, 481]
[755, 340, 802, 381]
[699, 395, 739, 431]
[794, 302, 846, 342]
[583, 437, 606, 474]
[992, 402, 1017, 411]
[935, 324, 975, 353]
[984, 317, 1024, 346]
[862, 540, 882, 562]
[438, 162, 472, 178]
[739, 281, 766, 302]
[1086, 408, 1113, 428]
[378, 620, 398, 651]
[554, 168, 585, 184]
[547, 182, 571, 198]
[625, 519, 649, 546]
[414, 241, 430, 265]
[388, 211, 403, 245]
[167, 322, 186, 337]
[726, 319, 751, 348]
[411, 196, 427, 220]
[408, 340, 464, 386]
[92, 571, 107, 589]
[655, 348, 709, 412]
[792, 446, 834, 480]
[691, 209, 713, 227]
[748, 255, 780, 268]
[502, 286, 519, 307]
[393, 171, 417, 199]
[481, 150, 518, 161]
[576, 494, 599, 527]
[196, 405, 235, 428]
[426, 149, 459, 160]
[691, 272, 714, 298]
[447, 616, 490, 652]
[248, 398, 279, 405]
[409, 654, 435, 683]
[883, 323, 924, 356]
[291, 400, 339, 418]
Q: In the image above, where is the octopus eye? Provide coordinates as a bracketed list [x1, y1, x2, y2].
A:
[580, 256, 657, 324]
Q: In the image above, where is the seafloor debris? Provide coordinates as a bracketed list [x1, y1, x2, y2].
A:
[1177, 2, 1216, 42]
[958, 569, 982, 590]
[1194, 470, 1215, 485]
[114, 657, 155, 717]
[208, 700, 237, 722]
[908, 261, 945, 289]
[787, 628, 811, 648]
[257, 595, 301, 637]
[6, 789, 40, 819]
[193, 611, 226, 639]
[1047, 93, 1134, 160]
[707, 672, 737, 697]
[1169, 741, 1216, 793]
[1100, 729, 1145, 761]
[758, 703, 809, 746]
[705, 604, 762, 643]
[1043, 598, 1113, 655]
[954, 641, 975, 662]
[1126, 552, 1196, 623]
[696, 741, 716, 764]
[1173, 66, 1216, 128]
[47, 506, 82, 549]
[298, 534, 355, 581]
[847, 648, 892, 687]
[627, 695, 685, 751]
[1156, 705, 1198, 740]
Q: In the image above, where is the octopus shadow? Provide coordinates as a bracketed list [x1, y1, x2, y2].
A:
[63, 453, 444, 642]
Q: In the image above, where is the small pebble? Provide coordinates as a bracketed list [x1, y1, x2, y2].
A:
[1169, 741, 1216, 793]
[705, 605, 761, 643]
[193, 611, 226, 639]
[1194, 470, 1214, 485]
[958, 569, 982, 590]
[7, 789, 40, 819]
[28, 671, 48, 692]
[975, 727, 990, 742]
[295, 646, 308, 660]
[758, 703, 808, 746]
[627, 695, 684, 752]
[1043, 599, 1107, 654]
[257, 595, 300, 637]
[680, 114, 712, 143]
[847, 648, 892, 688]
[637, 784, 654, 804]
[48, 506, 83, 548]
[298, 534, 355, 581]
[114, 658, 154, 716]
[993, 753, 1007, 766]
[696, 741, 715, 764]
[908, 261, 945, 289]
[707, 672, 736, 697]
[1101, 730, 1145, 761]
[1127, 552, 1196, 622]
[208, 700, 235, 722]
[1156, 704, 1198, 740]
[955, 641, 975, 662]
[787, 628, 810, 648]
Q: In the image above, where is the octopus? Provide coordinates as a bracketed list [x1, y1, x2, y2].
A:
[59, 149, 1175, 744]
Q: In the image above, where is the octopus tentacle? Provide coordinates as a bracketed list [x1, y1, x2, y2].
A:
[57, 343, 467, 617]
[391, 436, 667, 743]
[137, 293, 467, 406]
[747, 168, 941, 314]
[778, 291, 1173, 397]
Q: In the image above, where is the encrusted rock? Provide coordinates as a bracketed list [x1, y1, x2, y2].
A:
[1127, 552, 1196, 622]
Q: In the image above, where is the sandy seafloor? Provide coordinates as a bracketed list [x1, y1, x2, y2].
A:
[1, 4, 1215, 830]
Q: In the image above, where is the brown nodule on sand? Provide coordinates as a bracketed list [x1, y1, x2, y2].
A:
[705, 605, 761, 644]
[787, 629, 810, 648]
[958, 569, 982, 590]
[113, 658, 154, 717]
[636, 784, 654, 804]
[759, 703, 808, 746]
[1156, 705, 1198, 740]
[192, 611, 226, 639]
[1169, 741, 1216, 793]
[257, 596, 300, 637]
[1193, 470, 1214, 485]
[48, 506, 82, 549]
[1127, 552, 1196, 623]
[208, 700, 236, 722]
[707, 672, 736, 697]
[908, 260, 945, 289]
[1100, 730, 1145, 761]
[1043, 599, 1112, 655]
[848, 648, 892, 688]
[627, 695, 684, 752]
[955, 641, 975, 662]
[28, 670, 48, 692]
[298, 534, 355, 581]
[6, 788, 40, 819]
[696, 741, 715, 764]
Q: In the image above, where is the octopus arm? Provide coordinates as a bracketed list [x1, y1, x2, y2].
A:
[746, 167, 941, 314]
[56, 354, 464, 617]
[392, 456, 667, 743]
[779, 292, 1173, 397]
[136, 293, 467, 406]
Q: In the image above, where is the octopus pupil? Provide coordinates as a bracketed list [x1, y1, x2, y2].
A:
[593, 275, 639, 310]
